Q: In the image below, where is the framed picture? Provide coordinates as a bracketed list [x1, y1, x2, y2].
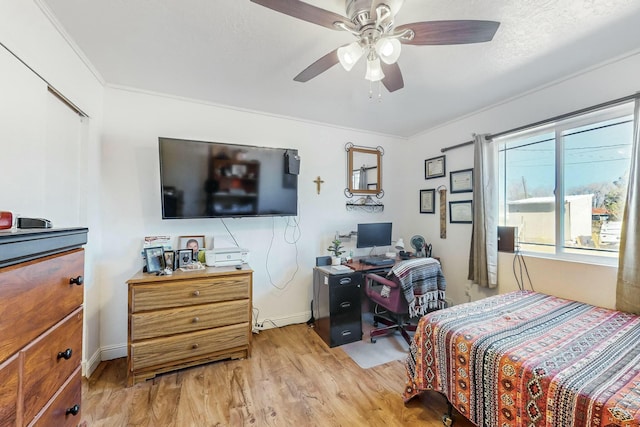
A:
[177, 249, 194, 268]
[144, 246, 165, 273]
[450, 168, 473, 193]
[449, 200, 473, 224]
[420, 189, 436, 214]
[164, 251, 175, 271]
[425, 155, 446, 179]
[179, 235, 205, 259]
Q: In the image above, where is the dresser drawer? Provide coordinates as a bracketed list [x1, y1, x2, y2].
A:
[22, 307, 83, 423]
[131, 299, 249, 341]
[0, 249, 84, 363]
[130, 274, 250, 312]
[0, 354, 19, 426]
[131, 322, 249, 370]
[30, 367, 82, 427]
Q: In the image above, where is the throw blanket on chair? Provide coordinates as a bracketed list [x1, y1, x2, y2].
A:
[389, 258, 446, 317]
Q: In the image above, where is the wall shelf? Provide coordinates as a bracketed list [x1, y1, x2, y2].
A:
[346, 197, 384, 213]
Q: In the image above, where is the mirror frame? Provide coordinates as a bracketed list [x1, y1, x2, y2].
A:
[346, 145, 382, 196]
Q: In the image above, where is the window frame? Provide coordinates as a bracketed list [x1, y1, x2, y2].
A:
[496, 101, 634, 266]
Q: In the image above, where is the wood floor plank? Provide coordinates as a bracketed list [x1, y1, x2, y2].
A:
[81, 323, 474, 426]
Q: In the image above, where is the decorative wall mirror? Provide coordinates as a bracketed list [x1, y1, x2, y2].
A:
[345, 143, 383, 198]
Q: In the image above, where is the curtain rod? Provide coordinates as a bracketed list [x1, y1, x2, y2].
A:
[441, 92, 640, 153]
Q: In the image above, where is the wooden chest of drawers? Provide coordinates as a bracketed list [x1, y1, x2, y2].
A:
[126, 266, 253, 386]
[0, 227, 87, 427]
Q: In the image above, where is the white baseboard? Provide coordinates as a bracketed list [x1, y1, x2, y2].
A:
[254, 310, 311, 330]
[82, 348, 102, 378]
[101, 343, 127, 361]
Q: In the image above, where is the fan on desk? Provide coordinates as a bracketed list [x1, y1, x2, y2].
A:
[410, 235, 426, 257]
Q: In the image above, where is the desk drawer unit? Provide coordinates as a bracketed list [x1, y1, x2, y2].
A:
[313, 268, 363, 347]
[127, 267, 253, 386]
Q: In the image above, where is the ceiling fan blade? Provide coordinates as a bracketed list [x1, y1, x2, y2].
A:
[381, 62, 404, 92]
[396, 20, 500, 45]
[294, 49, 340, 82]
[250, 0, 353, 31]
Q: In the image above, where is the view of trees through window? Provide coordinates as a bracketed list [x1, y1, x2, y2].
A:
[498, 102, 633, 258]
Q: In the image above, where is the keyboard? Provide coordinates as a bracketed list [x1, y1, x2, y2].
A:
[362, 257, 395, 266]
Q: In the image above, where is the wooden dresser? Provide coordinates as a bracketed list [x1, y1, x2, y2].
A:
[126, 265, 253, 386]
[0, 227, 88, 427]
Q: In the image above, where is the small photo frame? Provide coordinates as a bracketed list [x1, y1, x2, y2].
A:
[450, 168, 473, 193]
[144, 246, 165, 273]
[420, 189, 436, 214]
[179, 235, 205, 260]
[164, 251, 175, 271]
[177, 249, 194, 268]
[425, 155, 446, 179]
[449, 200, 473, 224]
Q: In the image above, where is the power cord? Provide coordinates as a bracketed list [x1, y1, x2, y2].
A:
[265, 216, 301, 291]
[512, 247, 534, 291]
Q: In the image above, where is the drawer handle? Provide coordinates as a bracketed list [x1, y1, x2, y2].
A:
[69, 276, 84, 286]
[192, 290, 200, 297]
[66, 404, 80, 416]
[192, 343, 199, 349]
[339, 302, 352, 309]
[192, 317, 200, 323]
[341, 330, 352, 336]
[57, 348, 73, 360]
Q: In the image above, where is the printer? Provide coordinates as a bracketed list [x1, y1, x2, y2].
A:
[205, 247, 250, 267]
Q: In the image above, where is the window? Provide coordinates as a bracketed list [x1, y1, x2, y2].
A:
[497, 102, 634, 261]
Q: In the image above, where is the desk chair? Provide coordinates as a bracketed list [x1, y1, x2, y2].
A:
[364, 273, 416, 344]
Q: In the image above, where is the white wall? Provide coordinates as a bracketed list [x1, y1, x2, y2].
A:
[404, 51, 640, 307]
[98, 86, 406, 359]
[0, 0, 104, 374]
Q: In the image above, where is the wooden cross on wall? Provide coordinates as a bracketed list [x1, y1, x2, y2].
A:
[314, 176, 324, 194]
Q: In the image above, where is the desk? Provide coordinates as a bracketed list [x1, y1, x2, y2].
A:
[344, 257, 398, 273]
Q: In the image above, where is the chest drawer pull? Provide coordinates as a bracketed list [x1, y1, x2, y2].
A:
[192, 290, 200, 297]
[57, 348, 73, 360]
[192, 317, 200, 323]
[66, 404, 80, 416]
[69, 276, 84, 286]
[192, 343, 199, 349]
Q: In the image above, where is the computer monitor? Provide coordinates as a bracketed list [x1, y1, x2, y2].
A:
[356, 222, 392, 248]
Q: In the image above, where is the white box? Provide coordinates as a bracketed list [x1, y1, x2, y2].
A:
[205, 247, 250, 267]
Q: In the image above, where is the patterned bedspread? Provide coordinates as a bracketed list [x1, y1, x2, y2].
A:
[404, 290, 640, 426]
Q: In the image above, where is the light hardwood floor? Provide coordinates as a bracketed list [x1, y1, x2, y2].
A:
[81, 323, 473, 427]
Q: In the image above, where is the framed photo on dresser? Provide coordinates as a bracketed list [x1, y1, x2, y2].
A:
[144, 246, 165, 273]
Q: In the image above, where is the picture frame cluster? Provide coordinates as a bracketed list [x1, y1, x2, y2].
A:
[142, 235, 207, 274]
[421, 154, 474, 224]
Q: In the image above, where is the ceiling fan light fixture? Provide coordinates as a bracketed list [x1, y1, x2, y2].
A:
[365, 57, 385, 82]
[375, 37, 401, 64]
[337, 41, 364, 71]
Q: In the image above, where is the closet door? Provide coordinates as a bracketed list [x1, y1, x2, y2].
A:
[0, 47, 83, 226]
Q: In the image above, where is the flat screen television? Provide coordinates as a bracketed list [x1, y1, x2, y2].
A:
[356, 222, 392, 248]
[159, 137, 298, 219]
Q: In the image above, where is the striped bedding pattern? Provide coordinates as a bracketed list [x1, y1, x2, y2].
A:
[404, 290, 640, 426]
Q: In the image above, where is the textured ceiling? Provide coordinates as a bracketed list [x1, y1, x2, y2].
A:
[40, 0, 640, 137]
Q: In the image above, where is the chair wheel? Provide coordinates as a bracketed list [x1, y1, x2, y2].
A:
[442, 414, 454, 426]
[371, 338, 376, 343]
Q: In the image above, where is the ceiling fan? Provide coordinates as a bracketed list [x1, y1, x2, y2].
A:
[249, 0, 500, 93]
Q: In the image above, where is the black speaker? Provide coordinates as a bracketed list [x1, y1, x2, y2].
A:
[17, 217, 52, 229]
[285, 151, 300, 175]
[498, 226, 517, 253]
[316, 256, 331, 266]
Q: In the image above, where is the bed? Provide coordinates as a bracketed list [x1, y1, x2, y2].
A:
[404, 290, 640, 426]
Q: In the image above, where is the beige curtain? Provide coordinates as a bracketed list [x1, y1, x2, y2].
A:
[468, 134, 498, 288]
[616, 98, 640, 314]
